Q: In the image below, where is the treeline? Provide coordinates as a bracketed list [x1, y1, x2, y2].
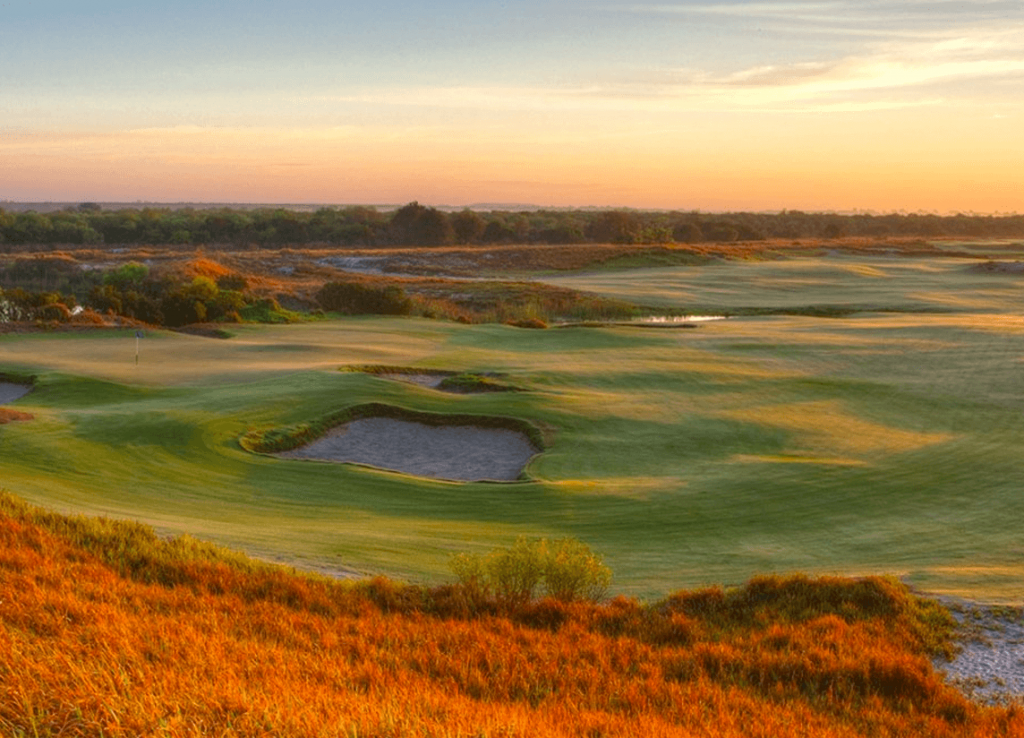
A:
[2, 202, 1024, 249]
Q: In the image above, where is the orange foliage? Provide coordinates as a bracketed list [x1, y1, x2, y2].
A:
[183, 256, 234, 280]
[1, 507, 1022, 737]
[0, 408, 32, 424]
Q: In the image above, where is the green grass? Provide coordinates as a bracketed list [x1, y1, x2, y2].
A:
[544, 254, 1023, 314]
[3, 252, 1024, 601]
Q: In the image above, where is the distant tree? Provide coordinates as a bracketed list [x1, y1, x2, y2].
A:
[672, 222, 703, 243]
[702, 221, 740, 242]
[587, 211, 641, 244]
[390, 202, 454, 246]
[416, 208, 454, 246]
[482, 220, 516, 244]
[7, 212, 54, 244]
[451, 209, 486, 244]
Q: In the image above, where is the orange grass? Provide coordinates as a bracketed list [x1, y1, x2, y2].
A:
[1, 494, 1022, 738]
[0, 408, 33, 424]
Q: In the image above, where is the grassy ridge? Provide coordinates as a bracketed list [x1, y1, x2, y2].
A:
[4, 492, 1023, 738]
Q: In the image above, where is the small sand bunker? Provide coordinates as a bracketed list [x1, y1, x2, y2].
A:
[0, 383, 31, 405]
[378, 372, 449, 389]
[276, 417, 538, 482]
[969, 260, 1024, 274]
[353, 367, 520, 394]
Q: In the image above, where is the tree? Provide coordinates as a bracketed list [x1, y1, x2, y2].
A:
[451, 209, 486, 244]
[672, 221, 703, 243]
[587, 211, 641, 244]
[390, 202, 454, 246]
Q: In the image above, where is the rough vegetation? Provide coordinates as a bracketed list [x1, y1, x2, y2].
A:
[1, 492, 1022, 737]
[6, 209, 1012, 330]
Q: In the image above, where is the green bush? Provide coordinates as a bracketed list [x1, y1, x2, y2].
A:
[450, 536, 611, 608]
[486, 537, 548, 607]
[542, 538, 612, 602]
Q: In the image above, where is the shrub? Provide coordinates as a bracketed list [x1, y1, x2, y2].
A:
[542, 538, 612, 602]
[486, 537, 548, 607]
[506, 317, 548, 329]
[449, 552, 492, 609]
[316, 281, 412, 315]
[450, 536, 611, 608]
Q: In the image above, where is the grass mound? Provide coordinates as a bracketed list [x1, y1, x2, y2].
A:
[0, 371, 37, 385]
[343, 364, 525, 393]
[2, 493, 1021, 737]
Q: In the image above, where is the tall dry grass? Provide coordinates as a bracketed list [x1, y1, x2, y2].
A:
[1, 492, 1021, 737]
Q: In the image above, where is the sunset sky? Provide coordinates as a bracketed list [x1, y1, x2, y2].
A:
[2, 1, 1022, 212]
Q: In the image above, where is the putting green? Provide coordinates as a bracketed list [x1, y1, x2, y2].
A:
[2, 252, 1024, 601]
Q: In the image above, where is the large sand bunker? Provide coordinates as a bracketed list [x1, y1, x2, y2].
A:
[276, 416, 539, 482]
[0, 383, 31, 405]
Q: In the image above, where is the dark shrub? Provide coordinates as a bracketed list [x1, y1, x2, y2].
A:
[316, 281, 412, 315]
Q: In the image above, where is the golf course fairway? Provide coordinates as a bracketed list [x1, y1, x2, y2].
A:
[2, 250, 1023, 601]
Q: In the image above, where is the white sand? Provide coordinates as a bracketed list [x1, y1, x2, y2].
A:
[0, 383, 31, 405]
[377, 372, 449, 389]
[276, 417, 538, 482]
[933, 599, 1024, 704]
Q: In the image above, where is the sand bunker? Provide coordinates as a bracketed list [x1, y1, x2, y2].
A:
[377, 372, 449, 389]
[969, 260, 1024, 274]
[353, 367, 520, 394]
[0, 383, 31, 405]
[276, 417, 538, 482]
[934, 599, 1024, 704]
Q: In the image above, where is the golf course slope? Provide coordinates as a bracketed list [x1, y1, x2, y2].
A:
[3, 493, 1023, 738]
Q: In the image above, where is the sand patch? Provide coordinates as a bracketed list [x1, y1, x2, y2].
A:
[968, 260, 1024, 274]
[934, 598, 1024, 704]
[377, 372, 449, 388]
[0, 383, 31, 405]
[276, 417, 539, 482]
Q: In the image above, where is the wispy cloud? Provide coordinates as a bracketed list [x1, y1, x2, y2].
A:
[619, 1, 1024, 41]
[693, 25, 1024, 106]
[308, 24, 1024, 115]
[623, 1, 1020, 23]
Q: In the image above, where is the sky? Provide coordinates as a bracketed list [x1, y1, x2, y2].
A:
[1, 1, 1022, 212]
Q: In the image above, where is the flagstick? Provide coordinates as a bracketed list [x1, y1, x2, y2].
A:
[136, 333, 140, 366]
